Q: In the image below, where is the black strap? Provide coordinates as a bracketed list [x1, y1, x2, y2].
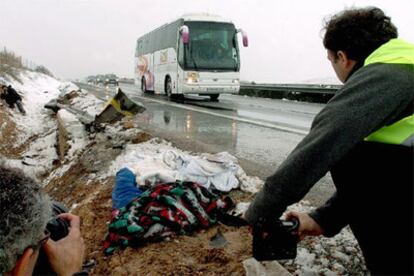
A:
[217, 212, 249, 227]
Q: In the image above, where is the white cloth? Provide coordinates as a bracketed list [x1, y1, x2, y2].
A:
[173, 151, 240, 192]
[129, 150, 242, 192]
[129, 157, 177, 187]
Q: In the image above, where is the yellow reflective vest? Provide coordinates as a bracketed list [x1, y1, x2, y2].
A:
[364, 39, 414, 147]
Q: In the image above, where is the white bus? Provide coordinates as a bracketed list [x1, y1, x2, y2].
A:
[135, 13, 248, 101]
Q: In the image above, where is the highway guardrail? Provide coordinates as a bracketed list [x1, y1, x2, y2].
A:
[240, 82, 342, 95]
[239, 82, 342, 103]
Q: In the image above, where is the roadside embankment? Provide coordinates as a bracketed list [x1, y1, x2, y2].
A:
[0, 68, 367, 275]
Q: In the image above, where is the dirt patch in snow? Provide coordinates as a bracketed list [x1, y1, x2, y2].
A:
[0, 106, 45, 159]
[0, 107, 20, 157]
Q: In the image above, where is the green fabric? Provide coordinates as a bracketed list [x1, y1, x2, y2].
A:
[127, 224, 144, 234]
[104, 181, 233, 255]
[363, 39, 414, 145]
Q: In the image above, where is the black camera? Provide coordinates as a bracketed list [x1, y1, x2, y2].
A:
[252, 218, 299, 261]
[33, 202, 70, 276]
[46, 202, 70, 241]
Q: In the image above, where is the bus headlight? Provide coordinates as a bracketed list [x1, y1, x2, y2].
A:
[186, 77, 198, 84]
[232, 79, 239, 84]
[186, 72, 199, 84]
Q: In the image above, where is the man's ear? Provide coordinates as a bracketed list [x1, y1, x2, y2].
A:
[337, 50, 356, 69]
[337, 50, 348, 62]
[11, 248, 35, 276]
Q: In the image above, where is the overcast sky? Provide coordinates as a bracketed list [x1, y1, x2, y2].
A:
[1, 0, 413, 83]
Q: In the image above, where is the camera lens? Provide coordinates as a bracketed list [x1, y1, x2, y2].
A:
[46, 201, 70, 241]
[46, 217, 70, 241]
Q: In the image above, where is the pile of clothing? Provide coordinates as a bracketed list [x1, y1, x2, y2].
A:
[103, 168, 234, 254]
[128, 150, 242, 192]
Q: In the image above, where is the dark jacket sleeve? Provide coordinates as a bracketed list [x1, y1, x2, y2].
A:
[308, 191, 348, 237]
[245, 63, 414, 226]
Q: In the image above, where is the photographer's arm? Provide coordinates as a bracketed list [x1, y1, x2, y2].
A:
[42, 213, 85, 276]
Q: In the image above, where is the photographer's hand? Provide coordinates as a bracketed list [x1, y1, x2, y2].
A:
[43, 213, 85, 276]
[285, 211, 324, 240]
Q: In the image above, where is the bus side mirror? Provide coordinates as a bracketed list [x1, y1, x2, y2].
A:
[237, 29, 248, 47]
[180, 25, 189, 44]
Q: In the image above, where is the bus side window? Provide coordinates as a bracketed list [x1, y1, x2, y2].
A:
[178, 39, 184, 66]
[137, 40, 144, 56]
[135, 40, 141, 57]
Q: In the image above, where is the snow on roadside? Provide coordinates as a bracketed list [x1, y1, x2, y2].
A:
[66, 85, 105, 118]
[2, 71, 60, 177]
[57, 109, 88, 159]
[7, 71, 62, 141]
[1, 70, 83, 179]
[3, 129, 58, 179]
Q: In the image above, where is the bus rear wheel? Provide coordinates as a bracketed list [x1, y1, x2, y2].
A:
[210, 94, 220, 101]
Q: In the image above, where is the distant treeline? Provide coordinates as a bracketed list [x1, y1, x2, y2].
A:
[0, 47, 54, 82]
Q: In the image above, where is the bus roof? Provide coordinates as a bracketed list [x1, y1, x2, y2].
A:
[180, 13, 233, 24]
[136, 13, 234, 43]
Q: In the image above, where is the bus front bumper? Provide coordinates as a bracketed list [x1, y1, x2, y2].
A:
[180, 84, 240, 94]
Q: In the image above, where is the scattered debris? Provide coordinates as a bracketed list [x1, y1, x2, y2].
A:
[210, 228, 229, 248]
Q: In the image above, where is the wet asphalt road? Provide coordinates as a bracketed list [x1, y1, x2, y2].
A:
[80, 83, 335, 206]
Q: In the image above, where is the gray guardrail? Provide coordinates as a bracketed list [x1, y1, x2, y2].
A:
[240, 82, 342, 95]
[239, 82, 342, 103]
[118, 78, 135, 84]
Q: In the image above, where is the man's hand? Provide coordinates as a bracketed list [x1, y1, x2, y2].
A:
[285, 211, 324, 240]
[43, 213, 85, 276]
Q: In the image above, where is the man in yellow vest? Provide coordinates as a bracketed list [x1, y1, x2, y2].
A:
[245, 7, 413, 274]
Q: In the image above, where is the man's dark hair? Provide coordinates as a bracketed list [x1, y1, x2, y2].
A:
[323, 7, 398, 62]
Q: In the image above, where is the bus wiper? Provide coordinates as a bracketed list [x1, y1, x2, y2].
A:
[232, 35, 238, 71]
[232, 52, 238, 71]
[188, 43, 198, 70]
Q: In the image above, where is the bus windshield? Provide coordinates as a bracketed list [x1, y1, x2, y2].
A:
[184, 22, 239, 71]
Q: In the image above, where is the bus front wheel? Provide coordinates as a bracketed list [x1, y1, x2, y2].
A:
[141, 77, 148, 93]
[210, 94, 220, 101]
[165, 77, 172, 98]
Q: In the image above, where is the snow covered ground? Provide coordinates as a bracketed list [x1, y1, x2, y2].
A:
[0, 70, 368, 275]
[1, 71, 68, 177]
[1, 71, 105, 179]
